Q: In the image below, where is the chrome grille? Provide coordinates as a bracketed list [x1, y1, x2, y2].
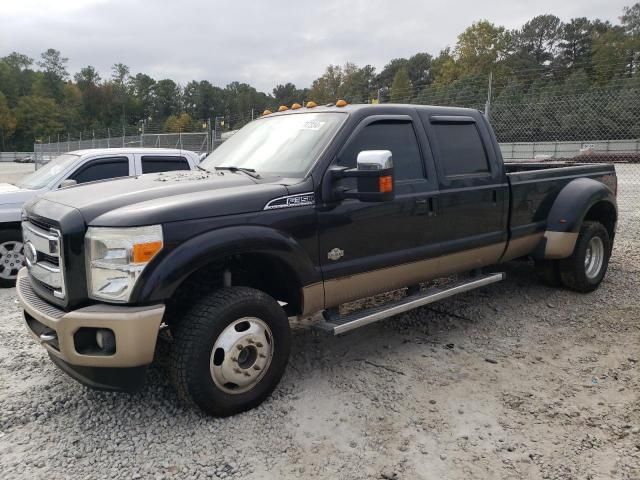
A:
[22, 221, 66, 299]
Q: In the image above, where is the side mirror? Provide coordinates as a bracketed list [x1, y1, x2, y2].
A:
[59, 179, 77, 189]
[332, 150, 394, 202]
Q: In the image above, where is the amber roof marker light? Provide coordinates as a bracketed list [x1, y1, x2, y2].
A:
[291, 103, 302, 110]
[336, 99, 348, 107]
[278, 105, 289, 112]
[306, 101, 318, 108]
[262, 109, 272, 116]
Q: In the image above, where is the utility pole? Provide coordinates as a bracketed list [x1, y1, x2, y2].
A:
[484, 70, 493, 120]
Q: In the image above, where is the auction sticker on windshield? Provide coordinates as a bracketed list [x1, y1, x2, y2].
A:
[300, 120, 325, 131]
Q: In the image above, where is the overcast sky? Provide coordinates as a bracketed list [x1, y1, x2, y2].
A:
[0, 0, 633, 93]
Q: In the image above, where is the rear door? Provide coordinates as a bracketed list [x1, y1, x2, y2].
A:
[420, 113, 508, 263]
[135, 154, 191, 175]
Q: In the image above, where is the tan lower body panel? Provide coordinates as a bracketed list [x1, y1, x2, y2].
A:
[501, 232, 544, 262]
[321, 242, 506, 310]
[543, 231, 578, 259]
[17, 269, 165, 368]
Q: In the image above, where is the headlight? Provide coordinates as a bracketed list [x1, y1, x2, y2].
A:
[85, 225, 163, 303]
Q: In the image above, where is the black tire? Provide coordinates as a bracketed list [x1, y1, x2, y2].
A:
[0, 228, 24, 288]
[558, 221, 611, 293]
[534, 259, 561, 287]
[170, 287, 291, 416]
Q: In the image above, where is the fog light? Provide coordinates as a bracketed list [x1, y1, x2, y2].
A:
[96, 329, 116, 353]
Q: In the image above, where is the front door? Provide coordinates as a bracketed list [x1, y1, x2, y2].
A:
[317, 114, 440, 308]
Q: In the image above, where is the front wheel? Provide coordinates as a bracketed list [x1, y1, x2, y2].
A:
[170, 287, 291, 416]
[558, 221, 611, 293]
[0, 229, 25, 288]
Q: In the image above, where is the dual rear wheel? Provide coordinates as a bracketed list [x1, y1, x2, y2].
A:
[536, 221, 611, 293]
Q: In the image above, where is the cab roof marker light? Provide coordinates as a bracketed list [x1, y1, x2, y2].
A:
[306, 101, 318, 108]
[336, 99, 348, 107]
[291, 103, 302, 110]
[278, 105, 289, 112]
[262, 109, 272, 116]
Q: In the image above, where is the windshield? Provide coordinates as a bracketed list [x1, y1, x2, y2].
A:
[200, 112, 346, 177]
[16, 153, 80, 190]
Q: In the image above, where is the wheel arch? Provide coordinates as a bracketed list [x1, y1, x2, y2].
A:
[131, 225, 322, 316]
[540, 177, 617, 259]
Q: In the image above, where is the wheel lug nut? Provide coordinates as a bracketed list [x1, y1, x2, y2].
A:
[256, 342, 263, 348]
[253, 365, 260, 371]
[236, 345, 243, 350]
[259, 353, 266, 358]
[234, 368, 242, 374]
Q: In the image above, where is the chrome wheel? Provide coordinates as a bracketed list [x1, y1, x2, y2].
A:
[0, 240, 24, 280]
[209, 317, 274, 394]
[584, 236, 604, 280]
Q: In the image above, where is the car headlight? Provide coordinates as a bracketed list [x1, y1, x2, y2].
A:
[85, 225, 163, 303]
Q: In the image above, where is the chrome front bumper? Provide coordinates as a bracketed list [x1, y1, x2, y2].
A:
[17, 268, 165, 368]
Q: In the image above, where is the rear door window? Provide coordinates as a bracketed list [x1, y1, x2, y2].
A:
[432, 122, 490, 176]
[141, 156, 190, 174]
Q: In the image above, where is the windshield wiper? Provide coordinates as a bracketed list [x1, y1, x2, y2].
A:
[214, 166, 261, 179]
[197, 164, 211, 173]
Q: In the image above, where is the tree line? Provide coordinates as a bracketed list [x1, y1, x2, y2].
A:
[1, 3, 639, 150]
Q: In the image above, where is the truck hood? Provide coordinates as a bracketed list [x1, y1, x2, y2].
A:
[31, 170, 289, 226]
[0, 183, 39, 205]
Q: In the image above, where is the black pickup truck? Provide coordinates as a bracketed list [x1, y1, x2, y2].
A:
[17, 103, 617, 416]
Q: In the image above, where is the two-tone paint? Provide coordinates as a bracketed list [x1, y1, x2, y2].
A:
[23, 104, 617, 319]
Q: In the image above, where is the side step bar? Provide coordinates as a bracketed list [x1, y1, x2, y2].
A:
[315, 272, 505, 335]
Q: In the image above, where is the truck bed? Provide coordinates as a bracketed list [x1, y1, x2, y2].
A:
[505, 161, 616, 246]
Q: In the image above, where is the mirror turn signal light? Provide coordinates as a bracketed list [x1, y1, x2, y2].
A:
[278, 105, 289, 112]
[336, 99, 348, 107]
[306, 101, 318, 108]
[379, 175, 393, 193]
[132, 241, 163, 264]
[291, 103, 302, 110]
[262, 109, 272, 116]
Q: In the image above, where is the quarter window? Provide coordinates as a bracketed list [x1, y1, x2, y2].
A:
[432, 123, 490, 176]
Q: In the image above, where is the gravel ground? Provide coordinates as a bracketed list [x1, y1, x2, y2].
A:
[0, 164, 639, 480]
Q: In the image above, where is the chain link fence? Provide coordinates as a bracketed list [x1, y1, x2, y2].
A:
[31, 75, 639, 209]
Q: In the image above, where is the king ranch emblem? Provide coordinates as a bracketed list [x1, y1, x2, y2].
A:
[327, 248, 344, 261]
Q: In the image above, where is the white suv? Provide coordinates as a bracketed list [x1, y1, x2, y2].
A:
[0, 148, 201, 286]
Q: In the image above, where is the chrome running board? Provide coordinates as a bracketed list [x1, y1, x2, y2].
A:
[315, 272, 505, 335]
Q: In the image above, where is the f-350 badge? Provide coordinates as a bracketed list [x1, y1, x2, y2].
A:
[327, 248, 344, 261]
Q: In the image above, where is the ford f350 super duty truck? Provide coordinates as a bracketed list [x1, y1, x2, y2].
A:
[17, 103, 617, 416]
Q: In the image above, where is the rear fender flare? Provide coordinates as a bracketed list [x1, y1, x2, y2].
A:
[537, 178, 616, 259]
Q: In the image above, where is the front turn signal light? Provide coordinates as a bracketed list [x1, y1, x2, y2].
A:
[132, 241, 163, 264]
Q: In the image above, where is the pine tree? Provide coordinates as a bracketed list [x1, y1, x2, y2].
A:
[390, 68, 412, 103]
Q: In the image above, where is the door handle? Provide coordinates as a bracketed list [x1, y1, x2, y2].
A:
[492, 189, 498, 205]
[414, 198, 435, 216]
